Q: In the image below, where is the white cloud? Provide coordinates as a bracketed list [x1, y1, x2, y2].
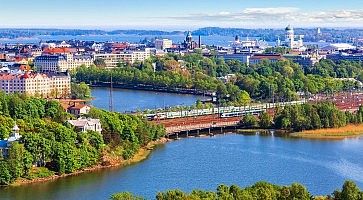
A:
[170, 7, 363, 27]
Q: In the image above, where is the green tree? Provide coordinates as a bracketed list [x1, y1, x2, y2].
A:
[0, 161, 12, 185]
[8, 142, 26, 179]
[110, 192, 144, 200]
[259, 112, 272, 129]
[340, 180, 361, 200]
[71, 82, 91, 99]
[241, 114, 258, 128]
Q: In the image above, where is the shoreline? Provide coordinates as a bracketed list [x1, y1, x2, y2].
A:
[7, 125, 363, 187]
[291, 124, 363, 140]
[9, 137, 170, 187]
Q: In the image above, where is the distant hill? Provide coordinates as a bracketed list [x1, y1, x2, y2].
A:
[1, 27, 363, 43]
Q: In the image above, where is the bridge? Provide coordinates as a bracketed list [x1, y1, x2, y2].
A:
[149, 100, 307, 138]
[155, 114, 241, 138]
[149, 92, 363, 138]
[146, 100, 307, 120]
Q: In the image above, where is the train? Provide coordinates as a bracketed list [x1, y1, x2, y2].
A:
[144, 100, 306, 121]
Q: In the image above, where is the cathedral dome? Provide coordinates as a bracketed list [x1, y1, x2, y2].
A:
[285, 25, 293, 31]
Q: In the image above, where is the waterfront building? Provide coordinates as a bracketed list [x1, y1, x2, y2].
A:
[321, 43, 356, 51]
[232, 36, 268, 51]
[0, 124, 21, 158]
[94, 49, 151, 67]
[155, 39, 173, 50]
[34, 54, 93, 72]
[67, 118, 102, 133]
[0, 71, 71, 98]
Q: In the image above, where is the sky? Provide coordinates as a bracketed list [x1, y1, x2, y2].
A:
[1, 0, 363, 30]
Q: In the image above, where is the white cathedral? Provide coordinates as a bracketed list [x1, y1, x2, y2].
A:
[282, 25, 306, 51]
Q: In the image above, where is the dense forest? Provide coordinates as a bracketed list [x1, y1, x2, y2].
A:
[0, 92, 165, 185]
[241, 102, 363, 131]
[110, 180, 363, 200]
[75, 54, 361, 105]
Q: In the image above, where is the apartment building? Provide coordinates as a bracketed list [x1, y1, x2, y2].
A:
[34, 54, 93, 72]
[0, 72, 71, 98]
[155, 39, 173, 50]
[94, 50, 151, 67]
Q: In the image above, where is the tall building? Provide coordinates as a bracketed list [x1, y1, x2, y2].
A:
[155, 39, 173, 50]
[0, 72, 71, 98]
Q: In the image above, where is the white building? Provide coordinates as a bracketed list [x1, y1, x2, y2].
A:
[34, 54, 93, 72]
[0, 124, 22, 158]
[67, 118, 102, 133]
[155, 39, 173, 50]
[94, 50, 151, 67]
[68, 104, 91, 116]
[284, 25, 306, 51]
[0, 72, 71, 98]
[321, 43, 356, 51]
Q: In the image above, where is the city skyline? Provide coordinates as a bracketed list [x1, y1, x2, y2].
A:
[1, 0, 363, 30]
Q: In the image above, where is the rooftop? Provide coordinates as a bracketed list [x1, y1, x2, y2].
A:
[67, 118, 100, 127]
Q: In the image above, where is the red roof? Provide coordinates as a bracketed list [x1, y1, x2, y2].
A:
[43, 47, 70, 54]
[21, 73, 30, 79]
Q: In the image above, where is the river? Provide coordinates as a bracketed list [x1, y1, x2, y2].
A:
[0, 134, 362, 200]
[90, 87, 208, 112]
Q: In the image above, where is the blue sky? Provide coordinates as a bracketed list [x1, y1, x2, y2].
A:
[1, 0, 363, 29]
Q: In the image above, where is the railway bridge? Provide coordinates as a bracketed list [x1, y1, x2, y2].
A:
[154, 114, 244, 138]
[150, 100, 307, 138]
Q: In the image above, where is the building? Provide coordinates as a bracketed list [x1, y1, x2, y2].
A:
[0, 72, 71, 98]
[218, 74, 237, 83]
[321, 43, 356, 51]
[327, 52, 363, 62]
[284, 25, 305, 51]
[182, 32, 198, 50]
[67, 118, 102, 133]
[218, 53, 250, 64]
[155, 39, 173, 50]
[0, 124, 21, 158]
[94, 50, 151, 67]
[284, 52, 325, 67]
[68, 104, 91, 116]
[34, 54, 93, 72]
[249, 54, 284, 65]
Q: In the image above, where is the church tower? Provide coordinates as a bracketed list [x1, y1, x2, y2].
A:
[285, 25, 295, 48]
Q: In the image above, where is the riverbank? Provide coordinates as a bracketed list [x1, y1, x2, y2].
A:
[10, 138, 170, 187]
[90, 82, 213, 97]
[291, 124, 363, 139]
